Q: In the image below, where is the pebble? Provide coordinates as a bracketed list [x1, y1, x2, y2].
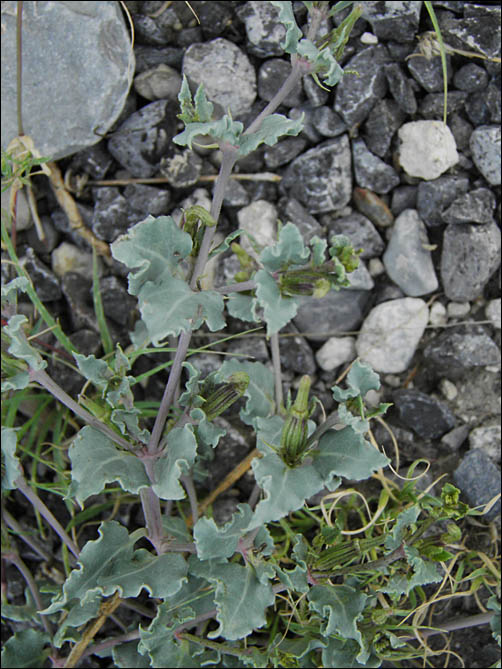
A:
[183, 38, 256, 116]
[236, 1, 287, 58]
[352, 137, 400, 193]
[133, 64, 182, 102]
[416, 175, 469, 227]
[1, 1, 133, 160]
[469, 125, 501, 186]
[447, 302, 471, 318]
[382, 209, 438, 296]
[469, 425, 501, 463]
[392, 388, 456, 439]
[486, 299, 501, 329]
[429, 302, 447, 327]
[356, 298, 429, 373]
[454, 450, 501, 520]
[281, 136, 352, 214]
[51, 242, 95, 278]
[315, 337, 356, 372]
[398, 121, 459, 180]
[440, 222, 501, 301]
[424, 330, 501, 379]
[352, 188, 394, 227]
[441, 187, 496, 224]
[237, 200, 278, 257]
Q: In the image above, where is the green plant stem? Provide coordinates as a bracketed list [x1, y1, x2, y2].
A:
[3, 548, 53, 637]
[3, 508, 55, 563]
[312, 542, 406, 578]
[181, 473, 199, 526]
[270, 333, 283, 412]
[397, 612, 495, 641]
[14, 475, 80, 558]
[29, 368, 133, 451]
[16, 1, 24, 136]
[215, 279, 257, 293]
[139, 487, 164, 554]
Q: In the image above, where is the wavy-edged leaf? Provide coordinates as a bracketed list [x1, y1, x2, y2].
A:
[152, 425, 198, 500]
[194, 503, 254, 560]
[215, 360, 275, 426]
[4, 314, 46, 371]
[259, 222, 310, 272]
[1, 427, 22, 490]
[255, 269, 299, 336]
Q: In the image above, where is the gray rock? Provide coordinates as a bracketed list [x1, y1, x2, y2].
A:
[407, 54, 453, 93]
[393, 389, 456, 439]
[133, 64, 182, 102]
[383, 209, 438, 296]
[391, 186, 417, 217]
[123, 183, 170, 216]
[356, 298, 429, 373]
[69, 143, 113, 180]
[159, 148, 203, 188]
[363, 99, 405, 158]
[439, 10, 501, 61]
[264, 137, 307, 169]
[440, 222, 501, 301]
[26, 217, 60, 255]
[416, 175, 469, 227]
[442, 188, 496, 224]
[486, 299, 501, 330]
[293, 289, 371, 342]
[281, 136, 352, 214]
[51, 243, 94, 278]
[352, 137, 400, 194]
[107, 100, 177, 178]
[61, 273, 97, 332]
[99, 276, 136, 326]
[449, 112, 474, 151]
[424, 330, 501, 379]
[470, 126, 501, 186]
[235, 0, 287, 58]
[134, 45, 182, 74]
[361, 1, 421, 42]
[334, 46, 391, 126]
[465, 91, 493, 126]
[1, 1, 134, 160]
[453, 63, 489, 92]
[398, 121, 459, 180]
[469, 425, 501, 463]
[384, 63, 417, 114]
[315, 336, 356, 372]
[418, 91, 468, 120]
[454, 450, 501, 520]
[288, 105, 321, 144]
[345, 260, 375, 291]
[322, 211, 385, 260]
[258, 59, 303, 108]
[183, 38, 256, 117]
[219, 179, 250, 208]
[312, 107, 347, 138]
[278, 324, 317, 376]
[279, 198, 324, 243]
[486, 79, 501, 123]
[91, 187, 134, 243]
[22, 248, 61, 302]
[304, 76, 329, 108]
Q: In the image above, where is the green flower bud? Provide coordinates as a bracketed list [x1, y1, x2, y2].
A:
[202, 372, 249, 420]
[280, 375, 313, 467]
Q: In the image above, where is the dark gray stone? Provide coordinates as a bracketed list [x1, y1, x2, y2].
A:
[92, 187, 134, 243]
[25, 217, 60, 256]
[159, 147, 203, 188]
[288, 105, 321, 143]
[312, 107, 347, 138]
[352, 138, 400, 194]
[418, 91, 468, 120]
[99, 276, 136, 326]
[362, 2, 421, 42]
[264, 137, 307, 169]
[424, 330, 501, 379]
[465, 91, 493, 126]
[236, 1, 288, 58]
[278, 198, 324, 243]
[334, 46, 391, 126]
[407, 54, 453, 93]
[320, 211, 384, 260]
[107, 99, 177, 178]
[454, 450, 501, 520]
[393, 389, 456, 439]
[61, 273, 98, 332]
[391, 186, 417, 216]
[304, 76, 329, 108]
[441, 188, 496, 225]
[196, 2, 234, 41]
[440, 222, 501, 301]
[220, 179, 250, 208]
[258, 59, 303, 107]
[416, 175, 469, 227]
[453, 63, 489, 92]
[363, 99, 405, 158]
[486, 79, 501, 123]
[384, 63, 417, 114]
[134, 45, 182, 74]
[1, 1, 134, 160]
[22, 248, 62, 302]
[278, 324, 317, 376]
[293, 289, 371, 341]
[438, 11, 501, 61]
[69, 143, 113, 180]
[281, 136, 352, 214]
[449, 112, 473, 151]
[123, 183, 171, 216]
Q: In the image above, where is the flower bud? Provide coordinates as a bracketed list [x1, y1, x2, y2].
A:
[202, 372, 249, 420]
[280, 375, 312, 467]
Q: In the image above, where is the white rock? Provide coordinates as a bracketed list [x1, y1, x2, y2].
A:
[429, 301, 447, 327]
[398, 120, 459, 180]
[360, 32, 378, 45]
[469, 425, 501, 462]
[51, 242, 93, 278]
[238, 200, 277, 257]
[356, 298, 429, 373]
[486, 298, 501, 329]
[315, 336, 356, 371]
[368, 258, 385, 276]
[439, 378, 458, 401]
[447, 301, 470, 318]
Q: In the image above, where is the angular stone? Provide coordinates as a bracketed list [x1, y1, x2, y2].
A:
[470, 125, 501, 186]
[356, 298, 428, 373]
[416, 175, 469, 227]
[281, 136, 352, 214]
[352, 138, 400, 194]
[294, 289, 371, 342]
[334, 46, 391, 126]
[236, 0, 287, 58]
[407, 54, 453, 93]
[383, 209, 438, 296]
[322, 211, 385, 260]
[384, 63, 417, 114]
[362, 2, 421, 42]
[393, 389, 456, 439]
[1, 1, 134, 160]
[398, 121, 459, 180]
[183, 38, 256, 117]
[454, 450, 501, 520]
[424, 330, 501, 379]
[440, 222, 501, 301]
[442, 188, 496, 224]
